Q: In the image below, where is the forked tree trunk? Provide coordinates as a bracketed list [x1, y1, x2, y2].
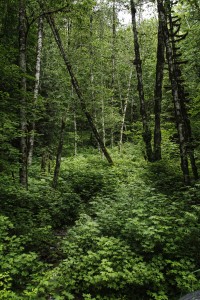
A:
[166, 0, 198, 180]
[19, 0, 28, 188]
[130, 0, 153, 161]
[28, 15, 43, 165]
[158, 0, 190, 184]
[44, 12, 113, 165]
[153, 7, 165, 161]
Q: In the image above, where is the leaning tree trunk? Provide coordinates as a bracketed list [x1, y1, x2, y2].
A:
[158, 0, 190, 184]
[153, 8, 165, 161]
[28, 15, 43, 165]
[130, 0, 153, 161]
[43, 12, 113, 165]
[19, 0, 28, 188]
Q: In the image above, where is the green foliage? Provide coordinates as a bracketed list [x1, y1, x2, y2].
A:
[0, 170, 82, 265]
[0, 0, 200, 298]
[60, 154, 119, 202]
[16, 149, 199, 299]
[0, 215, 46, 298]
[0, 146, 200, 299]
[31, 217, 163, 299]
[0, 171, 81, 228]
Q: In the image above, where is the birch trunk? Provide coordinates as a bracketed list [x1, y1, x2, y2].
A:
[130, 0, 153, 161]
[110, 0, 116, 148]
[43, 12, 113, 165]
[153, 8, 165, 161]
[19, 0, 28, 188]
[28, 15, 43, 165]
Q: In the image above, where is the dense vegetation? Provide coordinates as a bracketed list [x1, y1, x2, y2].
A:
[1, 0, 200, 299]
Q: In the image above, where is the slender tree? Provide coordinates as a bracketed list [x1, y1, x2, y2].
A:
[110, 0, 117, 148]
[19, 0, 28, 188]
[119, 68, 133, 152]
[28, 15, 43, 165]
[130, 0, 153, 161]
[52, 114, 66, 188]
[38, 3, 113, 165]
[153, 4, 165, 161]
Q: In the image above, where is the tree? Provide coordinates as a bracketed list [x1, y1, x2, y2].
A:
[167, 0, 198, 180]
[52, 113, 67, 188]
[130, 0, 153, 161]
[158, 0, 198, 184]
[28, 15, 44, 166]
[38, 2, 114, 165]
[153, 4, 165, 161]
[19, 0, 28, 188]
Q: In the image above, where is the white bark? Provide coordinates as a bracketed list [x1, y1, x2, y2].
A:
[28, 15, 43, 165]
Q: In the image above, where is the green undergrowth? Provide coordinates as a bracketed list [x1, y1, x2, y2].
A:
[0, 144, 200, 299]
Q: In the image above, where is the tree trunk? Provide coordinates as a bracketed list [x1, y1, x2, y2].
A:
[158, 0, 190, 184]
[90, 13, 101, 151]
[153, 7, 165, 161]
[119, 68, 133, 152]
[101, 86, 106, 147]
[52, 116, 66, 188]
[130, 0, 153, 161]
[74, 109, 77, 156]
[19, 0, 28, 188]
[44, 12, 113, 165]
[167, 1, 198, 180]
[72, 86, 78, 156]
[28, 15, 43, 165]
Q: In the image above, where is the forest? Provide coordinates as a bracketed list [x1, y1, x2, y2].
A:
[0, 0, 200, 299]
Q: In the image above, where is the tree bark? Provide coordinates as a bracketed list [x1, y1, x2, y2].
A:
[101, 86, 106, 147]
[43, 12, 113, 165]
[19, 0, 28, 188]
[110, 0, 117, 148]
[28, 15, 43, 165]
[52, 116, 66, 189]
[167, 1, 198, 180]
[72, 87, 78, 157]
[74, 109, 77, 156]
[158, 0, 190, 184]
[153, 7, 165, 161]
[130, 0, 153, 161]
[90, 13, 101, 151]
[119, 68, 133, 152]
